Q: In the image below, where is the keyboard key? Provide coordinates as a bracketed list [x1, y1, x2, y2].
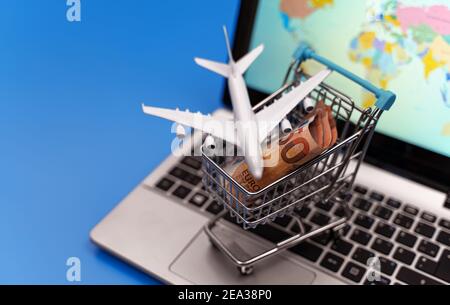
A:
[273, 215, 292, 228]
[188, 192, 208, 207]
[339, 192, 353, 203]
[206, 201, 223, 215]
[435, 249, 450, 283]
[396, 230, 417, 248]
[290, 241, 323, 262]
[354, 213, 375, 229]
[181, 156, 202, 170]
[186, 174, 202, 186]
[372, 205, 393, 221]
[394, 213, 414, 229]
[340, 224, 352, 237]
[320, 252, 344, 272]
[393, 247, 416, 265]
[352, 247, 374, 265]
[334, 206, 345, 218]
[415, 222, 436, 238]
[369, 191, 384, 202]
[386, 198, 401, 209]
[420, 212, 436, 223]
[291, 222, 312, 234]
[364, 275, 390, 285]
[396, 266, 442, 285]
[371, 237, 393, 255]
[436, 230, 450, 246]
[250, 224, 291, 244]
[333, 206, 354, 218]
[310, 212, 330, 226]
[331, 238, 353, 255]
[374, 222, 396, 238]
[403, 204, 419, 216]
[353, 197, 372, 212]
[418, 239, 440, 257]
[341, 262, 366, 283]
[155, 177, 174, 191]
[169, 167, 202, 186]
[315, 200, 334, 212]
[379, 256, 397, 276]
[311, 230, 333, 246]
[172, 185, 191, 199]
[416, 256, 438, 276]
[438, 218, 450, 230]
[350, 228, 372, 246]
[353, 185, 368, 195]
[295, 206, 311, 218]
[169, 166, 189, 180]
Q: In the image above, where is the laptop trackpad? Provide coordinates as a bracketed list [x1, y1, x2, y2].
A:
[169, 225, 316, 284]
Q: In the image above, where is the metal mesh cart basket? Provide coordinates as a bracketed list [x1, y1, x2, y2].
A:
[201, 43, 396, 275]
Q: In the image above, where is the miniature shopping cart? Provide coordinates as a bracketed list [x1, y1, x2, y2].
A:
[201, 43, 396, 275]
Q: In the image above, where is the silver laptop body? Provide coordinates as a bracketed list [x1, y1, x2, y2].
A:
[91, 107, 449, 285]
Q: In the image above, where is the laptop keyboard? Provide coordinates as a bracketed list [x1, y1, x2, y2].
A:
[153, 155, 450, 285]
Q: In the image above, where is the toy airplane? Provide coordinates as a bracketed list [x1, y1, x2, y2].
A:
[142, 26, 331, 180]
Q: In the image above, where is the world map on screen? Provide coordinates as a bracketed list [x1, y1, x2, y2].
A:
[246, 0, 450, 157]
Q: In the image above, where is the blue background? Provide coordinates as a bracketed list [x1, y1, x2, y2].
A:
[0, 0, 239, 284]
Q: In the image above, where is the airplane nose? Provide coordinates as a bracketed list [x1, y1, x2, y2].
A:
[250, 166, 264, 180]
[251, 165, 264, 180]
[245, 142, 264, 180]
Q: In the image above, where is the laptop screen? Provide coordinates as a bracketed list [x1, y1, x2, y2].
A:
[244, 0, 450, 158]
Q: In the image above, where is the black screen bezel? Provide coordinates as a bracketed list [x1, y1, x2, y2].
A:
[223, 0, 449, 192]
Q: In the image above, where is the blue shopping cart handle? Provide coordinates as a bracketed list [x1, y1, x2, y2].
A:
[293, 43, 396, 111]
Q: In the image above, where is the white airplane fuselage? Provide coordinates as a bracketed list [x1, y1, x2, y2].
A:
[142, 27, 331, 183]
[227, 67, 264, 180]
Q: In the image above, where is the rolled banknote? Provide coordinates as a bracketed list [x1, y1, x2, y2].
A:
[226, 101, 337, 193]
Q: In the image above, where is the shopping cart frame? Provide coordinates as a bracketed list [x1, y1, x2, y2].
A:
[201, 43, 396, 275]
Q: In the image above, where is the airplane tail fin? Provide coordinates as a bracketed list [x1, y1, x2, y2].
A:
[194, 26, 264, 78]
[223, 26, 234, 63]
[222, 25, 264, 74]
[193, 26, 234, 78]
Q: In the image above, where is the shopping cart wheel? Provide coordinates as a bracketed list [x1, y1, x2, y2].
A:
[238, 265, 253, 276]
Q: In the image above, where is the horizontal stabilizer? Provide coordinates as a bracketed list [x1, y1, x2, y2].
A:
[194, 58, 230, 78]
[236, 44, 264, 74]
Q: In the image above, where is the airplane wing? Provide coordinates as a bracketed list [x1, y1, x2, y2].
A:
[255, 69, 331, 143]
[142, 104, 238, 146]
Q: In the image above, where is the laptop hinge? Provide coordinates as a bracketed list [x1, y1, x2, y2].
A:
[445, 190, 450, 210]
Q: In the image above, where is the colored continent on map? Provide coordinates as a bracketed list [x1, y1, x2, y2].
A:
[348, 1, 450, 111]
[272, 0, 450, 137]
[246, 0, 450, 156]
[279, 0, 333, 32]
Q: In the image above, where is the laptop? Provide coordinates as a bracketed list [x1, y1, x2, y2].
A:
[91, 0, 450, 284]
